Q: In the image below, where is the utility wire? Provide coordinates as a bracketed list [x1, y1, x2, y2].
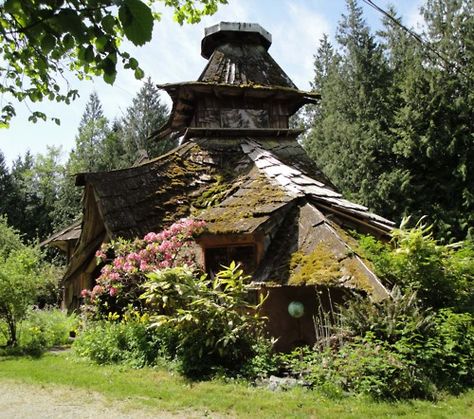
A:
[361, 0, 467, 77]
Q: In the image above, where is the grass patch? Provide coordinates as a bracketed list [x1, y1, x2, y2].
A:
[1, 353, 474, 418]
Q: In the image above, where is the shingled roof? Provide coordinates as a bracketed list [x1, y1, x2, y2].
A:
[62, 22, 395, 303]
[199, 22, 296, 88]
[66, 137, 393, 300]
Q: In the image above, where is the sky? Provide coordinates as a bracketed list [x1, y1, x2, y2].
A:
[0, 0, 423, 166]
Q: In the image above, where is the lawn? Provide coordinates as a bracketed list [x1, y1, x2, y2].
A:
[0, 352, 473, 418]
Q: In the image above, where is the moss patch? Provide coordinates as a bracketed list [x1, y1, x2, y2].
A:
[340, 257, 374, 294]
[193, 176, 235, 209]
[289, 243, 342, 286]
[200, 173, 289, 234]
[289, 243, 377, 295]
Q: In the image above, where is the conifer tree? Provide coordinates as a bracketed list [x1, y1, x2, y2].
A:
[305, 0, 473, 240]
[305, 0, 394, 213]
[0, 151, 14, 219]
[120, 77, 175, 165]
[69, 92, 110, 173]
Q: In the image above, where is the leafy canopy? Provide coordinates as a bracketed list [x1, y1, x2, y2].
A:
[0, 0, 227, 127]
[0, 217, 45, 346]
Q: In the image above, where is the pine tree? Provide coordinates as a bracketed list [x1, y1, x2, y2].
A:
[0, 151, 14, 219]
[69, 92, 111, 173]
[305, 0, 394, 214]
[306, 0, 474, 240]
[391, 0, 474, 239]
[120, 77, 175, 165]
[6, 148, 64, 240]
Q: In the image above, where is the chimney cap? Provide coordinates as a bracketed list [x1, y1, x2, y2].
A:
[201, 22, 272, 59]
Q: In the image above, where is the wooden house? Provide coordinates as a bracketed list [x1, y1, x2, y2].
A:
[61, 22, 394, 350]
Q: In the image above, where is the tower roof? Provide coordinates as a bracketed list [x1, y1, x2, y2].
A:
[198, 22, 296, 88]
[201, 22, 272, 59]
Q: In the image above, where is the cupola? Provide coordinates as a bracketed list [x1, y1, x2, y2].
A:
[155, 22, 319, 140]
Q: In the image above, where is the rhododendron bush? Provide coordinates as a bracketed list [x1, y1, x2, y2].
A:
[82, 218, 206, 318]
[75, 218, 266, 377]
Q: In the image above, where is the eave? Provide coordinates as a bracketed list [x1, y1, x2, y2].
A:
[152, 82, 320, 140]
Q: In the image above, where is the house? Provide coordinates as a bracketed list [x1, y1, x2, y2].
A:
[60, 22, 394, 350]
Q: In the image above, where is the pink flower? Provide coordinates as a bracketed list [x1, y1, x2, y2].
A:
[159, 260, 171, 268]
[139, 260, 150, 271]
[144, 232, 159, 243]
[109, 287, 117, 297]
[95, 249, 107, 261]
[92, 285, 104, 296]
[123, 262, 135, 273]
[114, 257, 125, 269]
[81, 289, 89, 298]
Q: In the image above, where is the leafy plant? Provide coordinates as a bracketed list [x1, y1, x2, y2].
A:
[358, 218, 474, 311]
[0, 0, 227, 127]
[82, 218, 206, 318]
[0, 308, 77, 356]
[0, 246, 44, 347]
[142, 263, 265, 378]
[73, 311, 173, 368]
[339, 287, 434, 344]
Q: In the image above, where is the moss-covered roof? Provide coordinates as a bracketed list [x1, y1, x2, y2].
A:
[199, 42, 296, 88]
[66, 136, 392, 299]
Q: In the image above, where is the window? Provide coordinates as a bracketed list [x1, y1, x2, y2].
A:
[205, 244, 257, 276]
[220, 109, 269, 128]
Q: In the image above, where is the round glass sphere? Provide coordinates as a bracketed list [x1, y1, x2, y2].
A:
[288, 301, 305, 318]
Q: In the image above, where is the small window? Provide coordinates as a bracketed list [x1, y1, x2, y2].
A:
[220, 109, 269, 128]
[205, 245, 256, 276]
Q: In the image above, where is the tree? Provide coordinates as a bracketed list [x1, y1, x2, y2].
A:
[69, 92, 110, 173]
[8, 147, 64, 241]
[379, 0, 474, 240]
[0, 217, 44, 346]
[0, 151, 15, 218]
[305, 0, 394, 213]
[120, 77, 175, 164]
[305, 0, 474, 240]
[0, 0, 227, 127]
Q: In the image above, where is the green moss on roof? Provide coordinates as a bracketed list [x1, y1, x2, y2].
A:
[289, 244, 341, 286]
[200, 174, 290, 234]
[288, 243, 375, 295]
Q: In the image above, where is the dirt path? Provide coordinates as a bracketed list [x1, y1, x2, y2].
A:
[0, 381, 192, 419]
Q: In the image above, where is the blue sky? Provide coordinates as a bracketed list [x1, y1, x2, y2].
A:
[0, 0, 423, 166]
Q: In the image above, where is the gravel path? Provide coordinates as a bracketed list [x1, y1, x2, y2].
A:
[0, 381, 191, 419]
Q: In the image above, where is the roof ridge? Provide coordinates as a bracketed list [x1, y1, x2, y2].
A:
[240, 139, 395, 233]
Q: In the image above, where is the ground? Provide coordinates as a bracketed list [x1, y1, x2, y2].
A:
[0, 381, 182, 419]
[0, 352, 473, 418]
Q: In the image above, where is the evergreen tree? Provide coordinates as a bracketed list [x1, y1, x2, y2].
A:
[384, 0, 474, 239]
[68, 92, 110, 173]
[305, 0, 394, 213]
[6, 148, 64, 240]
[305, 0, 474, 240]
[120, 77, 175, 165]
[0, 151, 14, 219]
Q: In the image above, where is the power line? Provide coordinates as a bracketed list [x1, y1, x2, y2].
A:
[361, 0, 463, 74]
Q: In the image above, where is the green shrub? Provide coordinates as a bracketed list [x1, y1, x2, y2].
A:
[0, 308, 77, 356]
[297, 301, 474, 399]
[0, 246, 44, 346]
[358, 220, 474, 311]
[422, 309, 474, 392]
[0, 217, 61, 347]
[73, 313, 177, 368]
[339, 287, 434, 345]
[240, 337, 280, 380]
[21, 308, 77, 348]
[142, 263, 264, 378]
[329, 336, 434, 400]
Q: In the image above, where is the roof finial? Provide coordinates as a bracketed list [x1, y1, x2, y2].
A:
[201, 22, 272, 59]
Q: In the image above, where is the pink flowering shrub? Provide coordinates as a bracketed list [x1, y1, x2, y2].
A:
[81, 218, 206, 318]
